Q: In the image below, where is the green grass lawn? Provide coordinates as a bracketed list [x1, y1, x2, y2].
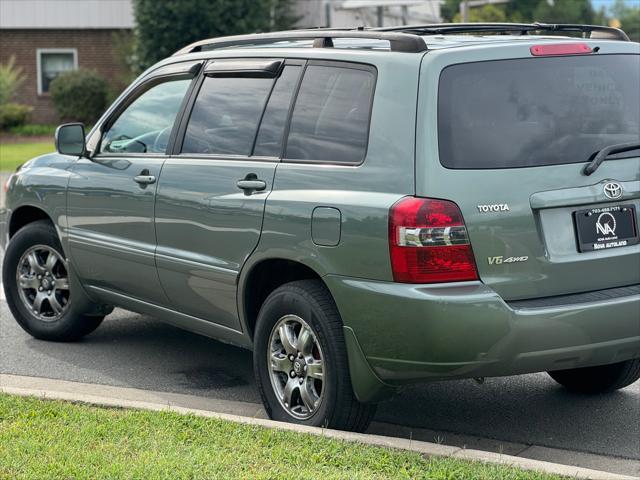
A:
[0, 395, 562, 480]
[0, 141, 55, 172]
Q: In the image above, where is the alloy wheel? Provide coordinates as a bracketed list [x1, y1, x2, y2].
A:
[15, 245, 70, 322]
[267, 314, 325, 419]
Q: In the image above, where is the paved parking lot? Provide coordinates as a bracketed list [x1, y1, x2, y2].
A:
[1, 300, 638, 476]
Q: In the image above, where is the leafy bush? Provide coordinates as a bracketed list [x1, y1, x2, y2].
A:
[0, 56, 26, 106]
[8, 123, 57, 137]
[50, 69, 108, 124]
[0, 56, 31, 130]
[0, 103, 32, 130]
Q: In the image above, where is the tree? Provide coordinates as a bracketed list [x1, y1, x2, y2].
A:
[133, 0, 297, 69]
[440, 0, 460, 22]
[453, 4, 507, 22]
[611, 0, 640, 42]
[533, 0, 595, 24]
[503, 0, 538, 22]
[441, 0, 598, 24]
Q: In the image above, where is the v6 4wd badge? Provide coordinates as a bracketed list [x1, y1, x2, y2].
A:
[488, 255, 528, 265]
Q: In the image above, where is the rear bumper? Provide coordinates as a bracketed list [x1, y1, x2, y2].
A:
[325, 275, 640, 401]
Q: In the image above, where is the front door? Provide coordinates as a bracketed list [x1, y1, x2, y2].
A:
[154, 60, 302, 329]
[67, 71, 195, 304]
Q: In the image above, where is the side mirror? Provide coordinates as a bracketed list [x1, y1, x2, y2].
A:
[55, 123, 86, 157]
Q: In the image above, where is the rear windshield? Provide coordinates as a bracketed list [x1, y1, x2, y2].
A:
[438, 54, 640, 169]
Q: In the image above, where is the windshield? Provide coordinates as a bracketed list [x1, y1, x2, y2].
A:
[438, 54, 640, 169]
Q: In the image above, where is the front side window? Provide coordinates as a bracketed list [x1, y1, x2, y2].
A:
[285, 65, 375, 164]
[100, 78, 191, 154]
[182, 76, 275, 156]
[438, 55, 640, 169]
[38, 50, 76, 94]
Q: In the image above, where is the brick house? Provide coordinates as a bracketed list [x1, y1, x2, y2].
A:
[0, 0, 441, 124]
[0, 0, 134, 124]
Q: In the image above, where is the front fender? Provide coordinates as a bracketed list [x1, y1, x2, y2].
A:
[5, 154, 75, 247]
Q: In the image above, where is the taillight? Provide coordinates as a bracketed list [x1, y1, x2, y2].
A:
[389, 197, 479, 283]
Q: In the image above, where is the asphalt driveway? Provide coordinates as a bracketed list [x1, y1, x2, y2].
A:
[1, 300, 638, 475]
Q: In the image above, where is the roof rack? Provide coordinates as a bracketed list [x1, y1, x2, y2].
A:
[173, 29, 428, 56]
[376, 23, 630, 41]
[173, 22, 630, 57]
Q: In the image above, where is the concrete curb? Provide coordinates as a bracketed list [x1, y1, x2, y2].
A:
[0, 374, 635, 480]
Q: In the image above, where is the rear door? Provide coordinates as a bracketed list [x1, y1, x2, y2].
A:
[154, 59, 303, 329]
[418, 47, 640, 300]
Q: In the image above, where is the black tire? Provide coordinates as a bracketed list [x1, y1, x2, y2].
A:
[2, 220, 108, 341]
[548, 359, 640, 394]
[253, 279, 376, 432]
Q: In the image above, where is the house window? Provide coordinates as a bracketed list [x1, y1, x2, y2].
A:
[37, 49, 78, 94]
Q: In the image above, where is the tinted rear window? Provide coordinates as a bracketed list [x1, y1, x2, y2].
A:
[285, 64, 375, 164]
[438, 55, 640, 169]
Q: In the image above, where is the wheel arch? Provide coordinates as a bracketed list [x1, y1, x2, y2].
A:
[9, 205, 55, 239]
[239, 257, 327, 340]
[240, 256, 397, 404]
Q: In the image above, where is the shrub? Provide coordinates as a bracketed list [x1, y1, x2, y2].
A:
[50, 69, 108, 124]
[8, 123, 57, 137]
[0, 103, 32, 130]
[0, 56, 26, 106]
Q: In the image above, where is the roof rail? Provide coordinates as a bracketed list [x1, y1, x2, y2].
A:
[376, 22, 630, 41]
[173, 29, 428, 56]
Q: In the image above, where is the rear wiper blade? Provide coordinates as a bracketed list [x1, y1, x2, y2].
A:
[583, 142, 640, 176]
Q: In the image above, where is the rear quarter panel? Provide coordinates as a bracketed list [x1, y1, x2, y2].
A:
[246, 52, 421, 281]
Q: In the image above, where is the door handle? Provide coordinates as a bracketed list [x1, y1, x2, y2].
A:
[236, 174, 266, 195]
[134, 169, 156, 186]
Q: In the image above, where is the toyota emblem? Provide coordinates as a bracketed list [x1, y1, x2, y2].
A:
[603, 182, 623, 200]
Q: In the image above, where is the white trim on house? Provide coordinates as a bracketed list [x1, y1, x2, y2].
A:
[0, 0, 134, 29]
[36, 48, 78, 95]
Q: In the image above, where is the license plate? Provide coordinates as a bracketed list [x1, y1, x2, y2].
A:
[574, 205, 639, 252]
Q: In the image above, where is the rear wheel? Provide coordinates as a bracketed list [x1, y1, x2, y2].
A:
[253, 279, 376, 432]
[548, 359, 640, 394]
[3, 220, 109, 341]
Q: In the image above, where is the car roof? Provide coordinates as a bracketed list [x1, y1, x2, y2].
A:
[172, 23, 632, 57]
[140, 23, 637, 83]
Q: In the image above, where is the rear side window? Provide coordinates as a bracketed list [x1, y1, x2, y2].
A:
[182, 76, 274, 156]
[438, 55, 640, 169]
[285, 64, 375, 164]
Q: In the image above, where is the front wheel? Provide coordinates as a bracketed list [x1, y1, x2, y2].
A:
[253, 280, 376, 432]
[3, 220, 108, 341]
[548, 358, 640, 394]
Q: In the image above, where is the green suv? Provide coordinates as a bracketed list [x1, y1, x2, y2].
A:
[2, 23, 639, 432]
